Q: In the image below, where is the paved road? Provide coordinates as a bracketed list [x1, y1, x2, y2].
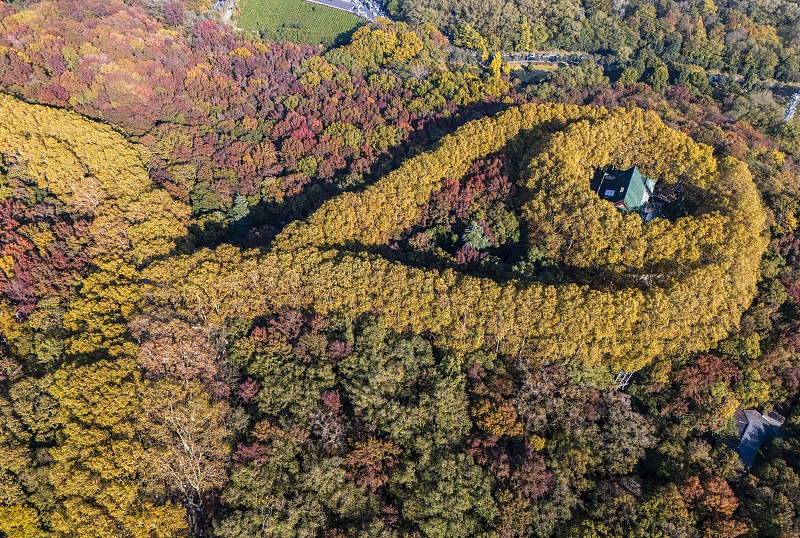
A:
[504, 51, 588, 65]
[222, 2, 234, 23]
[308, 0, 356, 11]
[214, 0, 235, 24]
[306, 0, 386, 21]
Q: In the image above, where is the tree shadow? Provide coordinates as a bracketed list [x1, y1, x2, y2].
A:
[151, 102, 692, 298]
[183, 99, 515, 254]
[151, 104, 697, 298]
[159, 105, 660, 296]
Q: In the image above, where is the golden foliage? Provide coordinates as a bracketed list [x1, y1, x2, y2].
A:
[0, 93, 190, 267]
[0, 95, 192, 534]
[0, 504, 43, 538]
[145, 103, 767, 372]
[268, 104, 765, 370]
[474, 400, 524, 438]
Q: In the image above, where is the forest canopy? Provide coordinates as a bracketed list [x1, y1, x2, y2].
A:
[390, 0, 800, 83]
[0, 0, 799, 535]
[144, 103, 766, 372]
[0, 86, 776, 536]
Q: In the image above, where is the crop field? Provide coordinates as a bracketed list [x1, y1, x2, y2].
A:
[236, 0, 364, 46]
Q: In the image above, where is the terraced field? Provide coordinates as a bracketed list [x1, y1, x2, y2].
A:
[236, 0, 364, 46]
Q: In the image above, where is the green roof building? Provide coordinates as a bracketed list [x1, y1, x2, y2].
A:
[591, 166, 657, 214]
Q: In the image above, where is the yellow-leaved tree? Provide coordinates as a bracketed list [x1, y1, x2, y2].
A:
[0, 94, 192, 535]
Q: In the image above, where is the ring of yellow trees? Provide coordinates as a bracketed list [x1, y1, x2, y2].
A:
[522, 108, 742, 273]
[236, 103, 768, 372]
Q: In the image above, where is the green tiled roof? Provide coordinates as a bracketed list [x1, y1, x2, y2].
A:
[591, 166, 656, 212]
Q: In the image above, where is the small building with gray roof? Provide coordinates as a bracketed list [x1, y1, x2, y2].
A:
[734, 408, 786, 471]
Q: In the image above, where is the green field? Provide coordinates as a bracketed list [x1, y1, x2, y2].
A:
[236, 0, 365, 46]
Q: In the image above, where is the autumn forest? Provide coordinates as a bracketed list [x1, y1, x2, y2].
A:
[0, 0, 800, 536]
